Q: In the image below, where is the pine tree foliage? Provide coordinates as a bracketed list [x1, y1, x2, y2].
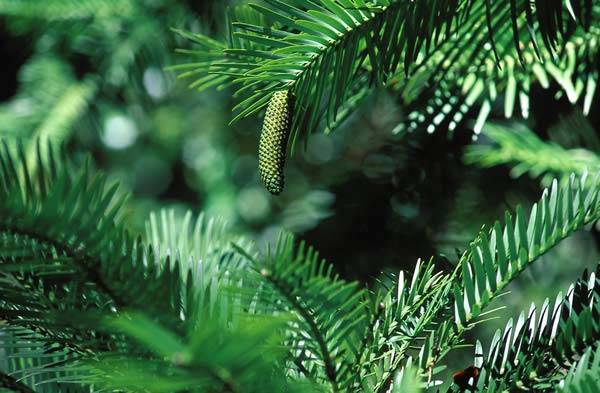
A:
[464, 262, 600, 391]
[0, 141, 184, 388]
[0, 0, 135, 20]
[174, 0, 596, 147]
[3, 1, 600, 391]
[0, 139, 196, 330]
[144, 208, 249, 289]
[454, 172, 600, 327]
[0, 56, 97, 169]
[0, 327, 82, 393]
[70, 312, 300, 393]
[2, 139, 600, 391]
[0, 0, 197, 171]
[357, 259, 454, 392]
[558, 346, 600, 392]
[395, 5, 599, 135]
[465, 124, 600, 184]
[234, 235, 369, 392]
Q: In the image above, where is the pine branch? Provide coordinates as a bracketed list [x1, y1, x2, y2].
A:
[262, 271, 340, 393]
[0, 141, 299, 392]
[0, 226, 125, 308]
[361, 260, 453, 392]
[396, 5, 599, 135]
[454, 172, 600, 328]
[0, 327, 84, 393]
[0, 142, 192, 372]
[175, 0, 593, 140]
[235, 235, 368, 392]
[144, 209, 249, 282]
[465, 123, 600, 183]
[471, 264, 600, 391]
[70, 311, 302, 393]
[0, 371, 36, 393]
[559, 346, 600, 392]
[374, 171, 600, 392]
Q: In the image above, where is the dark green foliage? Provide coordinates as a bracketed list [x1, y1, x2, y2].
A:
[0, 141, 299, 392]
[2, 141, 600, 391]
[258, 90, 294, 195]
[454, 173, 600, 327]
[2, 0, 600, 392]
[175, 1, 596, 145]
[395, 6, 600, 136]
[467, 263, 600, 391]
[235, 234, 368, 391]
[466, 123, 600, 184]
[559, 346, 600, 392]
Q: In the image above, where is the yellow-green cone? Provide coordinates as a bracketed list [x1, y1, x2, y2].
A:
[258, 90, 294, 195]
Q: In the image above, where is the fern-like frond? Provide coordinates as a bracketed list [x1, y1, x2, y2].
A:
[0, 154, 156, 312]
[0, 137, 324, 392]
[0, 326, 84, 393]
[385, 171, 600, 391]
[0, 56, 97, 171]
[175, 0, 593, 145]
[145, 209, 248, 278]
[0, 140, 191, 361]
[465, 124, 600, 184]
[454, 172, 600, 328]
[357, 259, 452, 392]
[395, 4, 599, 135]
[0, 142, 303, 391]
[235, 234, 368, 392]
[558, 346, 600, 392]
[144, 209, 253, 324]
[69, 312, 309, 393]
[471, 263, 600, 391]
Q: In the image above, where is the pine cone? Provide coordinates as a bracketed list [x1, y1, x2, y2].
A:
[258, 90, 295, 195]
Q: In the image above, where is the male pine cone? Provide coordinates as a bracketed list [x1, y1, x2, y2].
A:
[258, 90, 294, 195]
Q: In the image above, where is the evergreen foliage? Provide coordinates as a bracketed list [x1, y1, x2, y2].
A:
[1, 141, 599, 391]
[2, 0, 600, 392]
[465, 123, 600, 183]
[174, 1, 598, 144]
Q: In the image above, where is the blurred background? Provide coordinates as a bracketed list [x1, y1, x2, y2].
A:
[0, 0, 599, 354]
